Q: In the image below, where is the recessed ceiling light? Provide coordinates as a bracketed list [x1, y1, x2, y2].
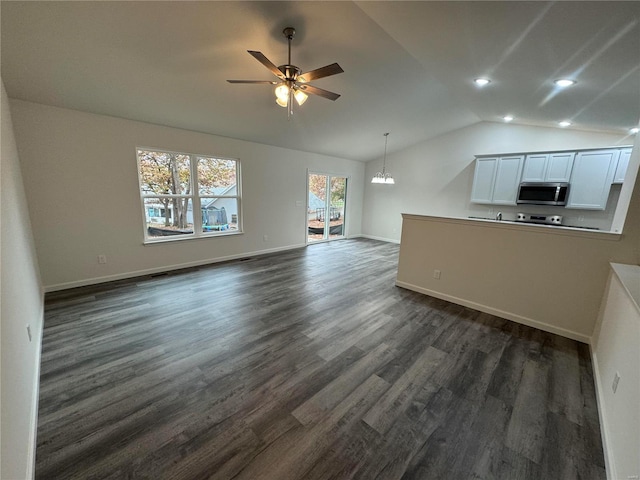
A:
[558, 120, 572, 127]
[474, 78, 491, 87]
[555, 79, 576, 88]
[503, 115, 514, 122]
[630, 127, 639, 134]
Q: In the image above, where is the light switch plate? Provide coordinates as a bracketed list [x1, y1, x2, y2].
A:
[612, 372, 620, 393]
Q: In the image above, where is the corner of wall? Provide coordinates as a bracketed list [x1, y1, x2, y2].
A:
[1, 78, 45, 480]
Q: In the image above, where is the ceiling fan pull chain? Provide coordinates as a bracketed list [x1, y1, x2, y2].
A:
[288, 88, 293, 119]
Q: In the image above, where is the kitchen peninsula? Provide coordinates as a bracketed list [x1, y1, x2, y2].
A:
[395, 212, 638, 343]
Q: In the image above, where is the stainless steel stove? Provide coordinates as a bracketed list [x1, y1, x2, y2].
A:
[515, 213, 563, 226]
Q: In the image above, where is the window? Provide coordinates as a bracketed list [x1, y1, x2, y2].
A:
[137, 148, 241, 242]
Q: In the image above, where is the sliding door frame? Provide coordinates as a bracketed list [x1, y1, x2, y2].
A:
[306, 170, 349, 245]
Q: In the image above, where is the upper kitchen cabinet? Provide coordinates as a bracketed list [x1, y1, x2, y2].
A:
[566, 149, 620, 210]
[470, 157, 498, 204]
[613, 148, 632, 184]
[471, 155, 524, 205]
[522, 152, 575, 182]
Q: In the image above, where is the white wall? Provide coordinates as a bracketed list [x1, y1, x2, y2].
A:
[592, 265, 640, 480]
[1, 82, 44, 479]
[9, 100, 365, 290]
[363, 122, 630, 242]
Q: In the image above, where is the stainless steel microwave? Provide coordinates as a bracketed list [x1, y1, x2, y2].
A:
[517, 182, 570, 206]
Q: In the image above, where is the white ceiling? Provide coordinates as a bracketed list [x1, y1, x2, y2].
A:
[2, 1, 639, 161]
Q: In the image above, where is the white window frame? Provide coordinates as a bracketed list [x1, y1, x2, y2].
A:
[136, 147, 242, 244]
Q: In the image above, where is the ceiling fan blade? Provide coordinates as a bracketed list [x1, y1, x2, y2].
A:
[227, 80, 278, 84]
[248, 50, 285, 79]
[297, 84, 341, 101]
[298, 63, 344, 83]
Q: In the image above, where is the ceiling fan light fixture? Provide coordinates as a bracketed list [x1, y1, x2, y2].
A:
[294, 89, 308, 105]
[228, 26, 343, 119]
[275, 83, 289, 101]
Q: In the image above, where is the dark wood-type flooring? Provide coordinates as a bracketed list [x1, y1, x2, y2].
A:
[37, 239, 606, 479]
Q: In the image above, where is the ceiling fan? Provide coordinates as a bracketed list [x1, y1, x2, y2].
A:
[227, 27, 344, 117]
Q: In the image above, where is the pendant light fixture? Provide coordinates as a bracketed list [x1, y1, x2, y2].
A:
[371, 133, 395, 184]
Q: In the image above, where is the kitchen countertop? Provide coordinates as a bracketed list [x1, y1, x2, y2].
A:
[400, 213, 622, 240]
[468, 216, 601, 230]
[611, 263, 640, 312]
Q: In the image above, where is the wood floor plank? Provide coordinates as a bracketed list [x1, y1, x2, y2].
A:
[504, 359, 551, 465]
[232, 374, 390, 480]
[35, 238, 607, 480]
[362, 345, 445, 434]
[291, 342, 394, 425]
[546, 335, 584, 426]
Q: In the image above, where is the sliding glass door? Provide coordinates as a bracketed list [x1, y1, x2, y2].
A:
[307, 173, 347, 243]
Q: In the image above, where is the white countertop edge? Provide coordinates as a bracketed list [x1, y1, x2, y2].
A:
[400, 213, 622, 241]
[610, 263, 640, 313]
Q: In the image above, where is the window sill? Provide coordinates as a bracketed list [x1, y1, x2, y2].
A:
[143, 230, 243, 245]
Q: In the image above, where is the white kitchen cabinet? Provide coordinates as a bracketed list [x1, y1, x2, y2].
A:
[492, 155, 524, 204]
[521, 154, 548, 181]
[613, 148, 632, 183]
[470, 157, 498, 204]
[470, 155, 523, 205]
[566, 149, 620, 210]
[522, 152, 574, 182]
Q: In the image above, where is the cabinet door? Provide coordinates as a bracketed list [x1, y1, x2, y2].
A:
[566, 149, 619, 210]
[613, 148, 632, 183]
[492, 155, 524, 205]
[522, 154, 548, 182]
[470, 157, 498, 204]
[546, 152, 575, 182]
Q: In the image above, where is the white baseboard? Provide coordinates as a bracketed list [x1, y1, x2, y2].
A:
[44, 243, 306, 292]
[590, 350, 616, 480]
[395, 280, 591, 344]
[357, 234, 401, 244]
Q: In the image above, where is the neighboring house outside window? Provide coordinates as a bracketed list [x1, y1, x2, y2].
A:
[136, 148, 241, 242]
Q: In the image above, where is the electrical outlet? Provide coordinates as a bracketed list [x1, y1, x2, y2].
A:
[578, 215, 585, 222]
[612, 372, 620, 393]
[433, 269, 441, 280]
[98, 254, 107, 264]
[27, 324, 32, 342]
[263, 235, 269, 242]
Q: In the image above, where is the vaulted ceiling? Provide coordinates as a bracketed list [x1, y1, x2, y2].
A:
[2, 1, 639, 161]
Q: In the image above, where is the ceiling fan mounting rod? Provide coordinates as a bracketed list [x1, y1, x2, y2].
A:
[283, 27, 295, 66]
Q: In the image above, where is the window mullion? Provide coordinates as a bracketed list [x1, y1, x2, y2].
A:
[191, 155, 202, 236]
